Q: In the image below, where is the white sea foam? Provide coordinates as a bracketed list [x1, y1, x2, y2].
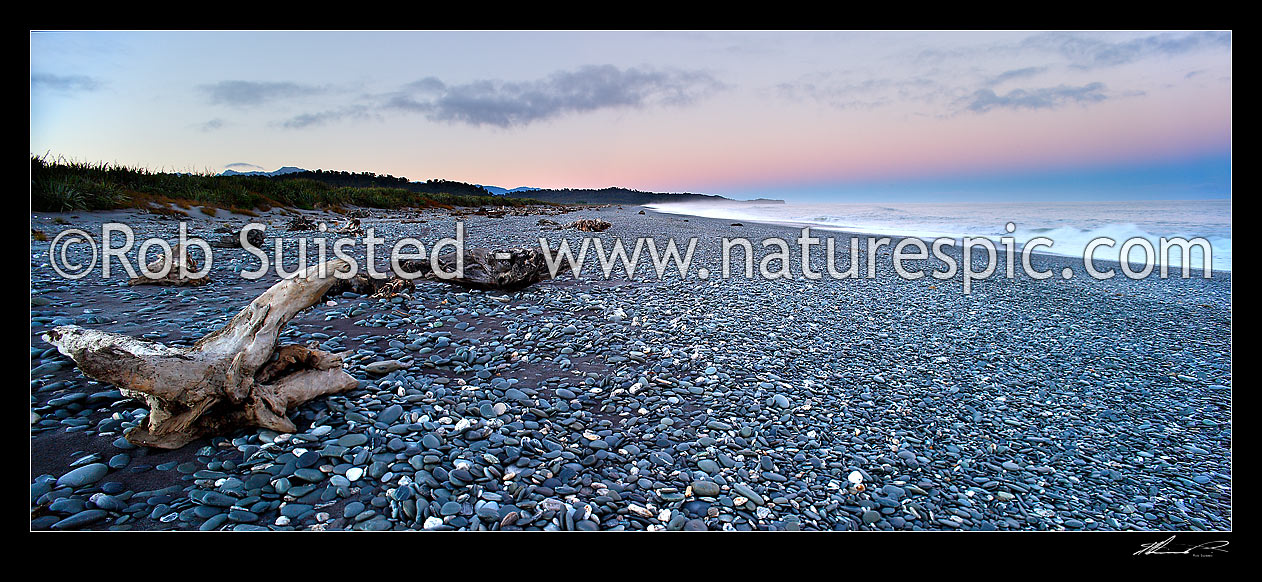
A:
[646, 199, 1231, 272]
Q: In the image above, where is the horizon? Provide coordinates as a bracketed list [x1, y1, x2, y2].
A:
[31, 30, 1231, 204]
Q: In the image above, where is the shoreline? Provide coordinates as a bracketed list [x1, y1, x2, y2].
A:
[642, 205, 1231, 277]
[30, 205, 1232, 531]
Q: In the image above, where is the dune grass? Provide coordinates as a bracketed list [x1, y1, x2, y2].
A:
[30, 154, 545, 213]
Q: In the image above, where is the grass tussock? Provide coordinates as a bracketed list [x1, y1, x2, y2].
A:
[30, 154, 546, 213]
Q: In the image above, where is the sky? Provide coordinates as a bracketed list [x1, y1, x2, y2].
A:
[30, 30, 1232, 202]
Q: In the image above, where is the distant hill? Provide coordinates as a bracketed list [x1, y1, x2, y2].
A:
[242, 169, 498, 198]
[214, 166, 780, 206]
[220, 166, 307, 177]
[477, 185, 541, 196]
[504, 187, 781, 205]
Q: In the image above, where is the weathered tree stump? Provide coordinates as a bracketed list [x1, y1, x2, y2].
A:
[43, 259, 359, 449]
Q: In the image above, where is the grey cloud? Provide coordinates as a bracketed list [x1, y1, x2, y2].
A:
[403, 77, 446, 93]
[224, 162, 264, 171]
[642, 31, 787, 58]
[31, 73, 102, 93]
[775, 72, 949, 111]
[384, 93, 432, 113]
[773, 32, 1222, 117]
[914, 31, 1229, 71]
[776, 80, 890, 110]
[964, 82, 1108, 113]
[1020, 31, 1230, 69]
[199, 118, 227, 132]
[985, 66, 1047, 86]
[279, 105, 372, 129]
[774, 67, 1113, 118]
[385, 65, 726, 128]
[201, 80, 327, 107]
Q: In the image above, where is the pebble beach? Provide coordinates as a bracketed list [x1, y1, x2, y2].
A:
[29, 204, 1232, 532]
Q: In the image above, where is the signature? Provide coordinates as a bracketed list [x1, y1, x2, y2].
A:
[1135, 535, 1229, 556]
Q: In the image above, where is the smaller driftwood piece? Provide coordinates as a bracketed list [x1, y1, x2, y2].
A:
[128, 243, 210, 287]
[43, 259, 359, 449]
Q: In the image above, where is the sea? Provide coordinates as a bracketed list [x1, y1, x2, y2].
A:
[646, 199, 1231, 273]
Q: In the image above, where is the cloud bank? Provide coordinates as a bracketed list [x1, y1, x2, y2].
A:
[964, 82, 1109, 113]
[1020, 31, 1232, 69]
[775, 31, 1227, 117]
[199, 118, 227, 132]
[985, 67, 1049, 86]
[775, 74, 945, 111]
[279, 105, 373, 129]
[384, 65, 726, 128]
[31, 73, 102, 93]
[201, 80, 327, 107]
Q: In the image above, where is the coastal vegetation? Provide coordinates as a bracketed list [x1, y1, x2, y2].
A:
[29, 155, 545, 214]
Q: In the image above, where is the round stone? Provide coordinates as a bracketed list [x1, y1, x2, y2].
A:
[691, 481, 721, 497]
[338, 434, 369, 447]
[57, 463, 109, 488]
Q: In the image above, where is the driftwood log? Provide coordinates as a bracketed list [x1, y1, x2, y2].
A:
[128, 243, 210, 287]
[334, 218, 364, 236]
[287, 215, 318, 231]
[567, 218, 612, 232]
[210, 226, 265, 249]
[42, 259, 359, 449]
[324, 247, 556, 300]
[400, 247, 555, 291]
[327, 274, 416, 298]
